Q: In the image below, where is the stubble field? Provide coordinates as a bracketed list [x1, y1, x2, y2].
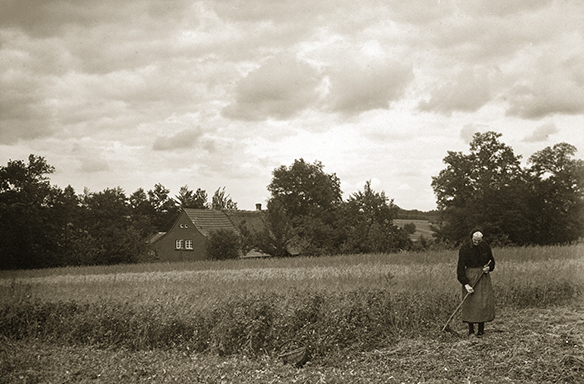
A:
[1, 245, 583, 383]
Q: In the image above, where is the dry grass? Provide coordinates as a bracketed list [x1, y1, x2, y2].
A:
[1, 245, 582, 305]
[1, 305, 582, 383]
[0, 245, 583, 383]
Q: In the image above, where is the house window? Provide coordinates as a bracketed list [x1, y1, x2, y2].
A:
[176, 240, 183, 249]
[185, 240, 193, 250]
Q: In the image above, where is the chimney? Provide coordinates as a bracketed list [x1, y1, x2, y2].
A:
[255, 203, 262, 211]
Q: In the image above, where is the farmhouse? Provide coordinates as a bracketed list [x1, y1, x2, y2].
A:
[148, 207, 267, 262]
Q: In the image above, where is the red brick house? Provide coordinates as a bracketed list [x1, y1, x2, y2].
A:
[148, 208, 267, 262]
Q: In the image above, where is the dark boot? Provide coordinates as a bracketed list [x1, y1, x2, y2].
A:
[477, 322, 484, 336]
[468, 323, 475, 336]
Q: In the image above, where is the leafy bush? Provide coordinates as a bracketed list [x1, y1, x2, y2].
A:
[206, 229, 241, 260]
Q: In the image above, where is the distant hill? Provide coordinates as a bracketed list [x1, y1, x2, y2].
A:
[396, 207, 438, 222]
[394, 208, 438, 241]
[394, 219, 435, 241]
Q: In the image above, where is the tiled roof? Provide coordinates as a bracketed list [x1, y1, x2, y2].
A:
[184, 209, 238, 237]
[225, 210, 266, 234]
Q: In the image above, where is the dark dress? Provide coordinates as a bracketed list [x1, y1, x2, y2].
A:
[457, 241, 496, 323]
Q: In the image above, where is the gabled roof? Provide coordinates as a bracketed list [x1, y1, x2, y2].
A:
[184, 208, 238, 237]
[148, 231, 166, 244]
[225, 210, 266, 234]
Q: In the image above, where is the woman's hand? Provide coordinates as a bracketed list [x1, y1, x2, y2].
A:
[483, 266, 490, 273]
[464, 284, 474, 293]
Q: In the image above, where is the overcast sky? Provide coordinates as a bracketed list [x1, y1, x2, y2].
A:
[1, 0, 583, 211]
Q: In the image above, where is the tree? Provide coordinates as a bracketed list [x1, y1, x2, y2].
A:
[254, 199, 295, 257]
[526, 143, 584, 244]
[175, 185, 208, 209]
[268, 159, 342, 219]
[80, 187, 145, 265]
[432, 132, 528, 245]
[0, 155, 63, 269]
[340, 181, 411, 253]
[147, 183, 179, 232]
[211, 187, 238, 210]
[51, 185, 88, 266]
[266, 159, 343, 255]
[129, 187, 156, 238]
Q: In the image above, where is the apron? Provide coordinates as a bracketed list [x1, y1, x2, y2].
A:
[461, 267, 495, 323]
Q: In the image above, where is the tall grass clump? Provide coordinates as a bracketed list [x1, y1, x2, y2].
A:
[0, 288, 458, 358]
[0, 245, 582, 359]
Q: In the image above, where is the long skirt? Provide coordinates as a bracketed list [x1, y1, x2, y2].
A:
[461, 267, 495, 323]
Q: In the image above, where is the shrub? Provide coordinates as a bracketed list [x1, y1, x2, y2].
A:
[206, 229, 241, 260]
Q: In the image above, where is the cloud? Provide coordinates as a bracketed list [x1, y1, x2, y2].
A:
[325, 59, 413, 115]
[387, 0, 454, 25]
[458, 0, 552, 18]
[418, 68, 493, 115]
[221, 56, 321, 121]
[505, 53, 584, 119]
[522, 123, 559, 143]
[460, 124, 489, 144]
[0, 0, 192, 38]
[79, 157, 110, 173]
[506, 76, 584, 119]
[69, 142, 111, 174]
[153, 128, 204, 151]
[0, 73, 56, 143]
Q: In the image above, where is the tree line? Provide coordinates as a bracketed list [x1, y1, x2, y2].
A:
[246, 132, 583, 258]
[0, 156, 238, 270]
[1, 131, 582, 269]
[432, 131, 584, 246]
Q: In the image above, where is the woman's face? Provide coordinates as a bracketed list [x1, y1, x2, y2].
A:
[472, 232, 483, 246]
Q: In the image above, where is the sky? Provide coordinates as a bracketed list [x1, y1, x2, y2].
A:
[1, 0, 583, 211]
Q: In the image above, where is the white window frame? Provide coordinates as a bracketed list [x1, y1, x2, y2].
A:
[175, 239, 183, 249]
[185, 240, 193, 250]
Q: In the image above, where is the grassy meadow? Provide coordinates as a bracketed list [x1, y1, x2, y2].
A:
[1, 245, 583, 383]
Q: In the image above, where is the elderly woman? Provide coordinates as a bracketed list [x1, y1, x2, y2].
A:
[457, 229, 496, 336]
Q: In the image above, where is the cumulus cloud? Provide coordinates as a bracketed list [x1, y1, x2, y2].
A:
[325, 59, 413, 115]
[460, 124, 488, 144]
[458, 0, 552, 17]
[79, 157, 110, 173]
[505, 74, 584, 119]
[0, 74, 56, 144]
[1, 0, 583, 212]
[153, 128, 204, 151]
[522, 123, 559, 143]
[418, 68, 493, 115]
[387, 0, 454, 25]
[0, 0, 192, 38]
[504, 50, 584, 119]
[222, 56, 321, 121]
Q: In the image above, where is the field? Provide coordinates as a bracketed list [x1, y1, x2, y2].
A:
[1, 245, 583, 383]
[393, 219, 435, 241]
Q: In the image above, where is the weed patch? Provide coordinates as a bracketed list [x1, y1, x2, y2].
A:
[1, 245, 582, 362]
[3, 280, 579, 360]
